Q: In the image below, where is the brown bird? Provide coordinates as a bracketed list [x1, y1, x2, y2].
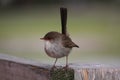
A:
[40, 31, 79, 68]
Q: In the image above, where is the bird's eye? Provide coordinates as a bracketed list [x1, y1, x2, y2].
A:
[45, 37, 52, 40]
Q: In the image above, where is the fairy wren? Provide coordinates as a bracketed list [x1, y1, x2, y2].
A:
[40, 31, 79, 68]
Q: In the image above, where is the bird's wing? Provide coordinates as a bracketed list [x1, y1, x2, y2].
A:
[62, 35, 79, 48]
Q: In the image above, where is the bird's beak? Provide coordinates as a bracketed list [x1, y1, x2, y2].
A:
[40, 38, 44, 40]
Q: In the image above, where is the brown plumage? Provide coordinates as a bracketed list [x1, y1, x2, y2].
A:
[43, 31, 79, 48]
[41, 31, 79, 68]
[62, 35, 79, 48]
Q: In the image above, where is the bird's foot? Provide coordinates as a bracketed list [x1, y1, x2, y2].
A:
[63, 65, 69, 70]
[51, 65, 57, 71]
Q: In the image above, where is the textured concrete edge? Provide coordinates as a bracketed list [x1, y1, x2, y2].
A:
[0, 53, 74, 80]
[1, 53, 120, 80]
[0, 53, 51, 69]
[69, 63, 120, 80]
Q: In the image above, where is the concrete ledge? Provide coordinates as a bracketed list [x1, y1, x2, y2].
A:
[0, 53, 120, 80]
[71, 64, 120, 80]
[0, 53, 51, 80]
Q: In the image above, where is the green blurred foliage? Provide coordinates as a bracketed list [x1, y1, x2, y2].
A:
[0, 4, 120, 65]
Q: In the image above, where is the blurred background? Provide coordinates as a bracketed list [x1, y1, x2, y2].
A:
[0, 0, 120, 65]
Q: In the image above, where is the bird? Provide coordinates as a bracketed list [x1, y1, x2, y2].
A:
[40, 31, 79, 69]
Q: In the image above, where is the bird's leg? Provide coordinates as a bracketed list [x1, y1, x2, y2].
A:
[65, 55, 69, 68]
[63, 56, 69, 70]
[52, 58, 58, 69]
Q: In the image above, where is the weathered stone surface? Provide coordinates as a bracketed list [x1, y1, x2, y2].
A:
[0, 59, 50, 80]
[70, 64, 120, 80]
[0, 53, 120, 80]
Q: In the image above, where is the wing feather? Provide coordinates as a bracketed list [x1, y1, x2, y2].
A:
[62, 35, 79, 48]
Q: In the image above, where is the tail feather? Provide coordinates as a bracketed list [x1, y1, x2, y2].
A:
[72, 42, 79, 48]
[74, 44, 79, 48]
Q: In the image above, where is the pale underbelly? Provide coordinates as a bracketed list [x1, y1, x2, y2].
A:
[45, 41, 71, 58]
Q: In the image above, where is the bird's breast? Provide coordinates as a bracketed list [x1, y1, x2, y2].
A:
[44, 41, 71, 58]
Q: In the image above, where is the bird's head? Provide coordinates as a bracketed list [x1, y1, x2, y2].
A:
[40, 31, 62, 41]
